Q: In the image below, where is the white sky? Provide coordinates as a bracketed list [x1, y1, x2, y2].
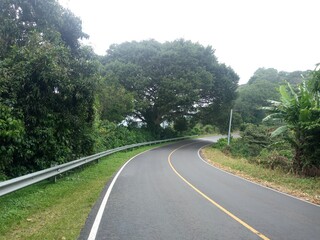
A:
[59, 0, 319, 84]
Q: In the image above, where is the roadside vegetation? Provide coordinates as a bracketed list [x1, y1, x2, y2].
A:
[203, 68, 320, 204]
[202, 146, 320, 205]
[0, 145, 160, 240]
[236, 66, 320, 175]
[1, 0, 319, 237]
[0, 0, 237, 180]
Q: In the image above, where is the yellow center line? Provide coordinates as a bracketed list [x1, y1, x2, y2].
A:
[168, 143, 270, 240]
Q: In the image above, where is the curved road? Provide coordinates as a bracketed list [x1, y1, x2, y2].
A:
[79, 137, 320, 240]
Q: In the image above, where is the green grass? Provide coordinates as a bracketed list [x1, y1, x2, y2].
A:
[202, 147, 320, 205]
[0, 145, 161, 240]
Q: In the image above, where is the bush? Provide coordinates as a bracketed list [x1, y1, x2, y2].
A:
[214, 124, 295, 172]
[257, 149, 292, 171]
[93, 120, 155, 151]
[240, 124, 270, 157]
[0, 104, 25, 179]
[190, 123, 217, 135]
[213, 138, 228, 150]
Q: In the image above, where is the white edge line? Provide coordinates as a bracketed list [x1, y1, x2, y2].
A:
[197, 143, 320, 208]
[87, 148, 154, 240]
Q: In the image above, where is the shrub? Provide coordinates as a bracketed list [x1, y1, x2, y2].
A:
[93, 120, 156, 151]
[214, 124, 295, 172]
[190, 123, 217, 135]
[213, 138, 228, 150]
[240, 124, 270, 157]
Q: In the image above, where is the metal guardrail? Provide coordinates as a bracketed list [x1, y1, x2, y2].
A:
[0, 136, 192, 197]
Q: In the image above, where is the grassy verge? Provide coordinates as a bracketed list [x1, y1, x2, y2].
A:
[0, 144, 162, 240]
[201, 147, 320, 205]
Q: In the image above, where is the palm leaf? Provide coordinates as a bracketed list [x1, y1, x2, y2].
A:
[279, 85, 291, 106]
[286, 82, 299, 103]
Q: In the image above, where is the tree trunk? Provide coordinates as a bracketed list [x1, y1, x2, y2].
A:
[143, 109, 162, 138]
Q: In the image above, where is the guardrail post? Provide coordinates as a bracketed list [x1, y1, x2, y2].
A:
[51, 162, 58, 183]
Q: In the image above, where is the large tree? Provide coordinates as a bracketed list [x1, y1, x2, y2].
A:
[0, 0, 97, 177]
[0, 0, 87, 55]
[102, 39, 239, 133]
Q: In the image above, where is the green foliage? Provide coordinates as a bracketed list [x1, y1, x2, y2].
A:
[0, 104, 24, 180]
[188, 123, 217, 135]
[0, 0, 87, 57]
[214, 124, 271, 157]
[0, 1, 97, 178]
[214, 124, 293, 171]
[258, 149, 292, 171]
[248, 68, 280, 84]
[248, 68, 309, 85]
[0, 33, 97, 177]
[102, 39, 238, 135]
[93, 120, 155, 151]
[236, 68, 310, 124]
[173, 117, 189, 133]
[96, 83, 134, 123]
[235, 80, 280, 124]
[214, 137, 252, 158]
[240, 124, 271, 156]
[212, 138, 228, 150]
[263, 67, 320, 175]
[309, 63, 320, 94]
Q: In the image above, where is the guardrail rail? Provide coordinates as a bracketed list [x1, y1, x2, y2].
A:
[0, 136, 192, 197]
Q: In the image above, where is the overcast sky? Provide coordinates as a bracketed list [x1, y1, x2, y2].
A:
[59, 0, 319, 84]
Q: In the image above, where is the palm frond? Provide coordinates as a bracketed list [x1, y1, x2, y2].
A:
[286, 82, 298, 103]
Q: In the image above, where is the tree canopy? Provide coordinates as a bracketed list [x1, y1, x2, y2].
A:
[0, 0, 97, 177]
[0, 0, 87, 56]
[102, 39, 239, 133]
[236, 68, 311, 124]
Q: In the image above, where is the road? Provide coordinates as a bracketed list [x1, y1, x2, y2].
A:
[79, 137, 320, 240]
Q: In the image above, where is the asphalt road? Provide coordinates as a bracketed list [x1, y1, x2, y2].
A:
[79, 137, 320, 240]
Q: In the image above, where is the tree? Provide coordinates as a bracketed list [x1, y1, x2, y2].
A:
[235, 80, 280, 123]
[0, 0, 97, 177]
[248, 68, 280, 84]
[236, 68, 310, 124]
[103, 39, 239, 134]
[96, 83, 134, 123]
[0, 0, 87, 58]
[263, 66, 320, 175]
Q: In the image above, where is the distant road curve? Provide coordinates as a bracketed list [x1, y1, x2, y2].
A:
[79, 136, 320, 240]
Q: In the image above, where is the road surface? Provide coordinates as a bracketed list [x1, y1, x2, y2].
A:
[79, 137, 320, 240]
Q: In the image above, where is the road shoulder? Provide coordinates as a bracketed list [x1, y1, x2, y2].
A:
[200, 147, 320, 206]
